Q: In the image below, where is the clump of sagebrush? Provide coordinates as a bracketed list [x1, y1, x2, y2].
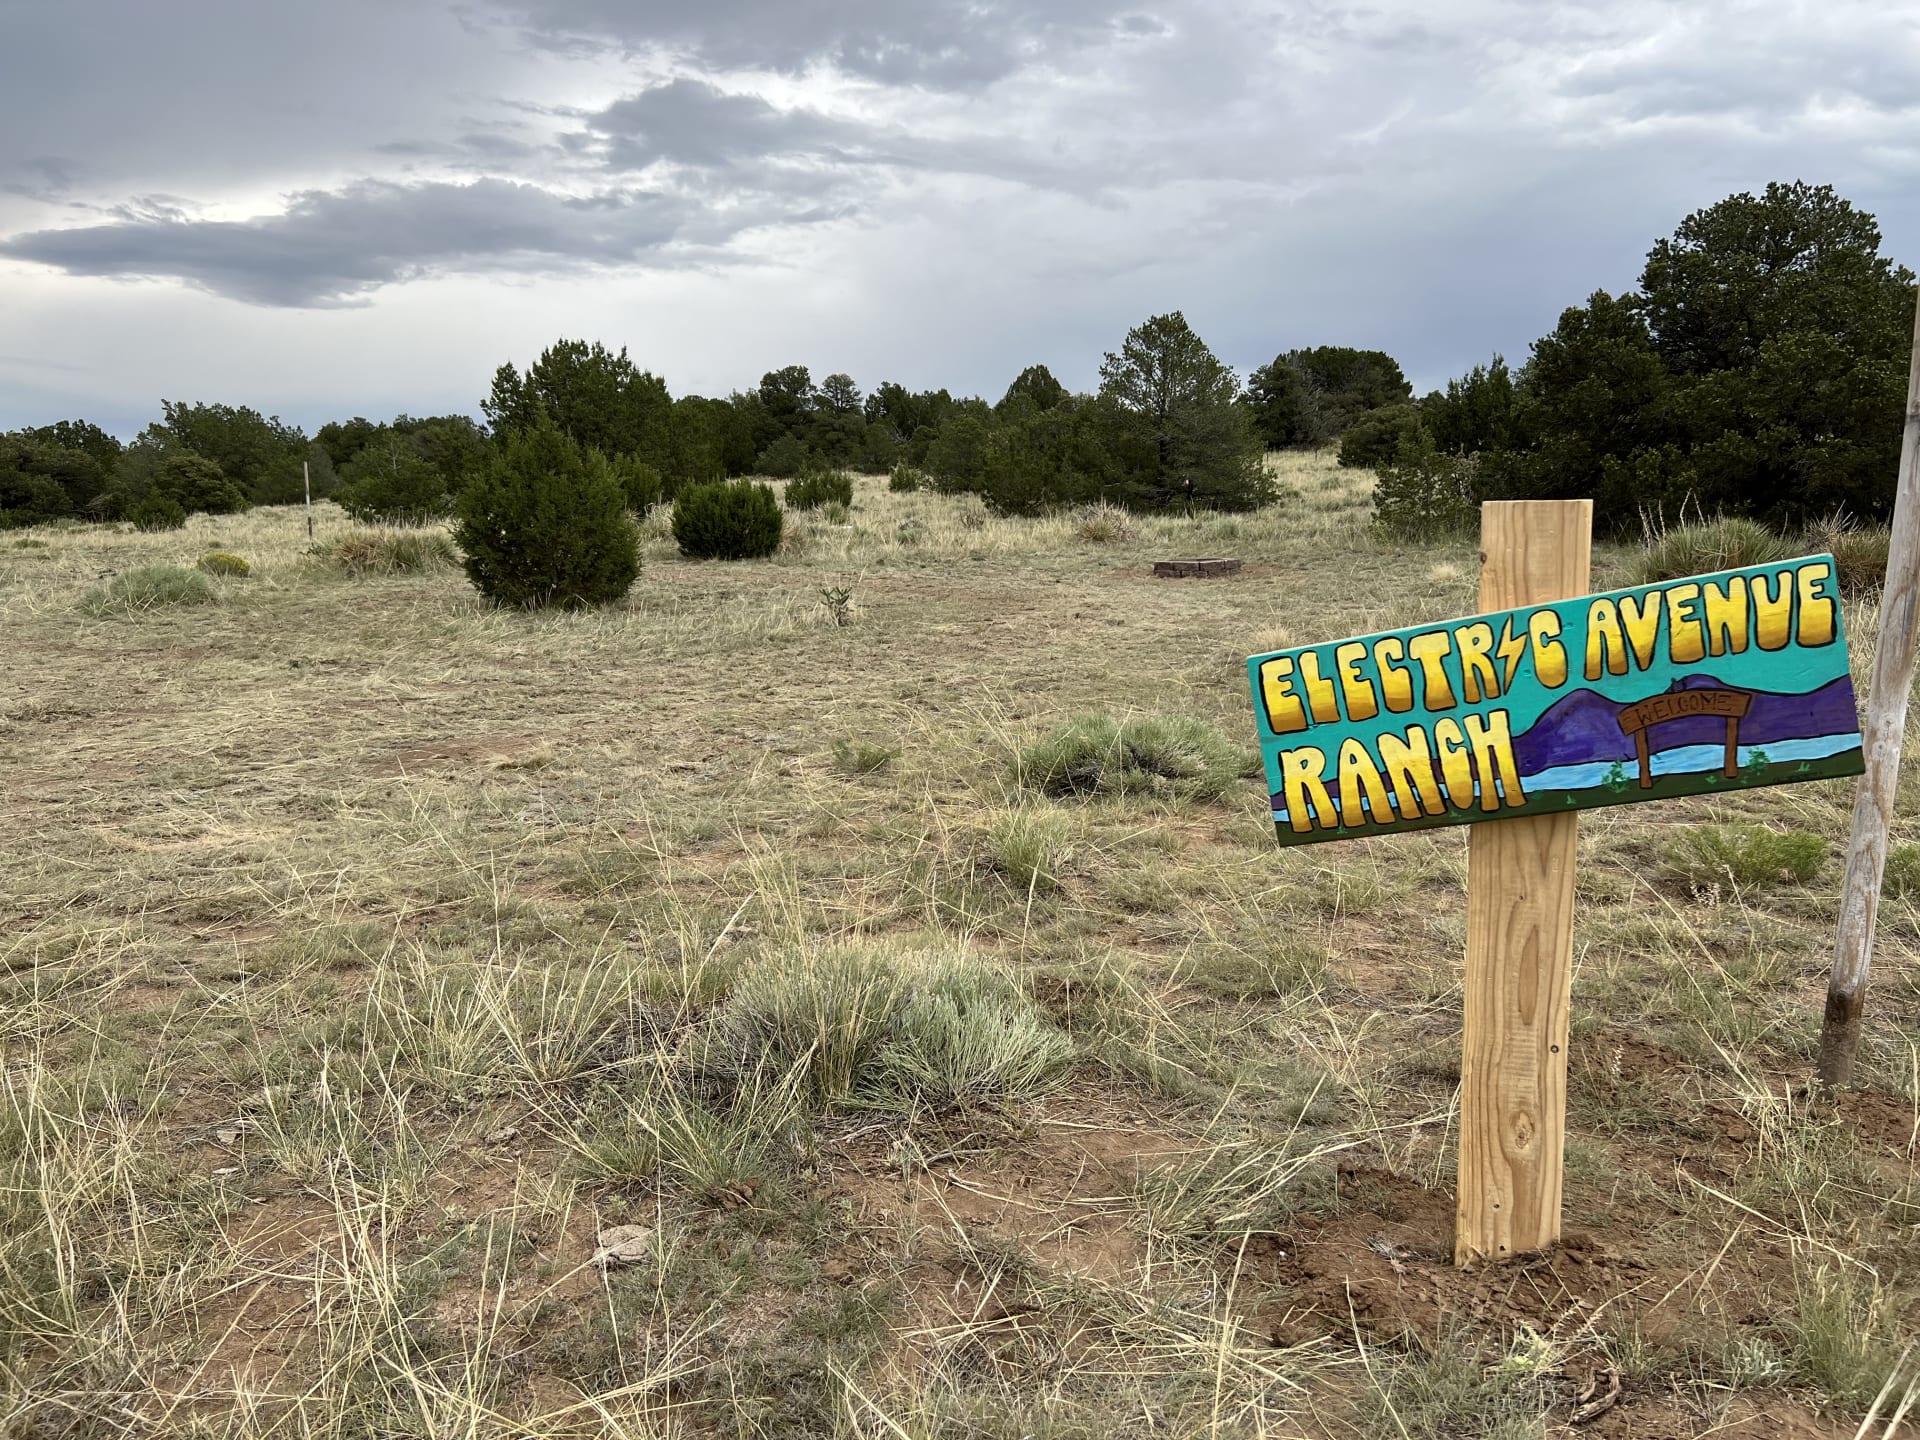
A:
[888, 462, 925, 493]
[1804, 515, 1890, 596]
[320, 529, 458, 576]
[81, 564, 215, 615]
[871, 954, 1072, 1109]
[702, 946, 1069, 1110]
[672, 479, 783, 560]
[1634, 516, 1791, 585]
[196, 551, 249, 577]
[785, 467, 853, 511]
[455, 418, 639, 609]
[1076, 503, 1135, 543]
[1661, 822, 1825, 893]
[1019, 714, 1256, 801]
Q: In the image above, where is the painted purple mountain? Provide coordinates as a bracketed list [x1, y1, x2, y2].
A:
[1511, 674, 1861, 776]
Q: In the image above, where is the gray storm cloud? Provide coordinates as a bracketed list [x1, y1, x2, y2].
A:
[0, 0, 1914, 428]
[1, 181, 700, 307]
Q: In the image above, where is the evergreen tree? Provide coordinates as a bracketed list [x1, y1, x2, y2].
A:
[1097, 312, 1271, 511]
[454, 417, 639, 610]
[1433, 181, 1916, 533]
[672, 480, 783, 560]
[482, 363, 538, 437]
[155, 400, 306, 504]
[1421, 356, 1520, 457]
[1244, 354, 1329, 447]
[334, 429, 452, 523]
[999, 364, 1068, 413]
[153, 453, 249, 515]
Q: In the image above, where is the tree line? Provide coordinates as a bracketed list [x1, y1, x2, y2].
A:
[1, 313, 1297, 529]
[1365, 181, 1916, 537]
[3, 180, 1909, 537]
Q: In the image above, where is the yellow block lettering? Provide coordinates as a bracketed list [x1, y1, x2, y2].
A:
[1753, 570, 1793, 651]
[1374, 636, 1415, 713]
[1464, 710, 1527, 812]
[1433, 718, 1475, 810]
[1337, 739, 1393, 829]
[1406, 630, 1459, 710]
[1379, 726, 1447, 818]
[1279, 746, 1336, 833]
[1796, 562, 1836, 647]
[1335, 641, 1379, 722]
[1665, 583, 1705, 665]
[1529, 609, 1568, 688]
[1585, 598, 1629, 679]
[1618, 591, 1663, 670]
[1296, 650, 1343, 724]
[1258, 656, 1308, 735]
[1704, 576, 1749, 656]
[1456, 621, 1501, 704]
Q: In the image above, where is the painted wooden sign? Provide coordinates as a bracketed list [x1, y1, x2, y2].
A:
[1246, 554, 1864, 846]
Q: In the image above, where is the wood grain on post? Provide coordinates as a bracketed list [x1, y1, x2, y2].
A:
[1456, 500, 1592, 1266]
[1819, 291, 1920, 1090]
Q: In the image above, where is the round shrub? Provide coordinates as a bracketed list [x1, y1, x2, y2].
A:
[82, 564, 215, 615]
[888, 461, 924, 493]
[754, 435, 811, 478]
[1373, 438, 1482, 540]
[672, 480, 783, 560]
[197, 551, 250, 577]
[153, 453, 249, 515]
[1336, 405, 1425, 469]
[785, 467, 853, 511]
[454, 419, 639, 610]
[334, 449, 450, 525]
[128, 493, 187, 531]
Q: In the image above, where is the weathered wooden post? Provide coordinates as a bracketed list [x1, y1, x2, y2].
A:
[304, 459, 315, 543]
[1456, 499, 1589, 1265]
[1818, 290, 1920, 1090]
[1246, 519, 1866, 1264]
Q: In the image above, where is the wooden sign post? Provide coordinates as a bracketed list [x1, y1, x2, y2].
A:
[1246, 519, 1865, 1265]
[1457, 500, 1588, 1265]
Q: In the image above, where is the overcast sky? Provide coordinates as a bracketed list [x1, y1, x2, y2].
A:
[2, 0, 1915, 439]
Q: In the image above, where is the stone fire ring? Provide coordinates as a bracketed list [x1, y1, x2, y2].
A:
[1152, 558, 1243, 578]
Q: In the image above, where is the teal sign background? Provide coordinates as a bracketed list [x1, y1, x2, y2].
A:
[1246, 555, 1864, 845]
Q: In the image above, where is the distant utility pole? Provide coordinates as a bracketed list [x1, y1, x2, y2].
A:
[304, 460, 314, 543]
[1819, 288, 1920, 1090]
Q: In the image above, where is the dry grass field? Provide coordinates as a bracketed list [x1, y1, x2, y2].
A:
[1, 453, 1916, 1438]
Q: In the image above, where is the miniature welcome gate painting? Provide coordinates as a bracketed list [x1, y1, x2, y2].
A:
[1247, 554, 1864, 845]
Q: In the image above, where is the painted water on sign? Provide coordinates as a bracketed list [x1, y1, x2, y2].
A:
[1246, 555, 1864, 845]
